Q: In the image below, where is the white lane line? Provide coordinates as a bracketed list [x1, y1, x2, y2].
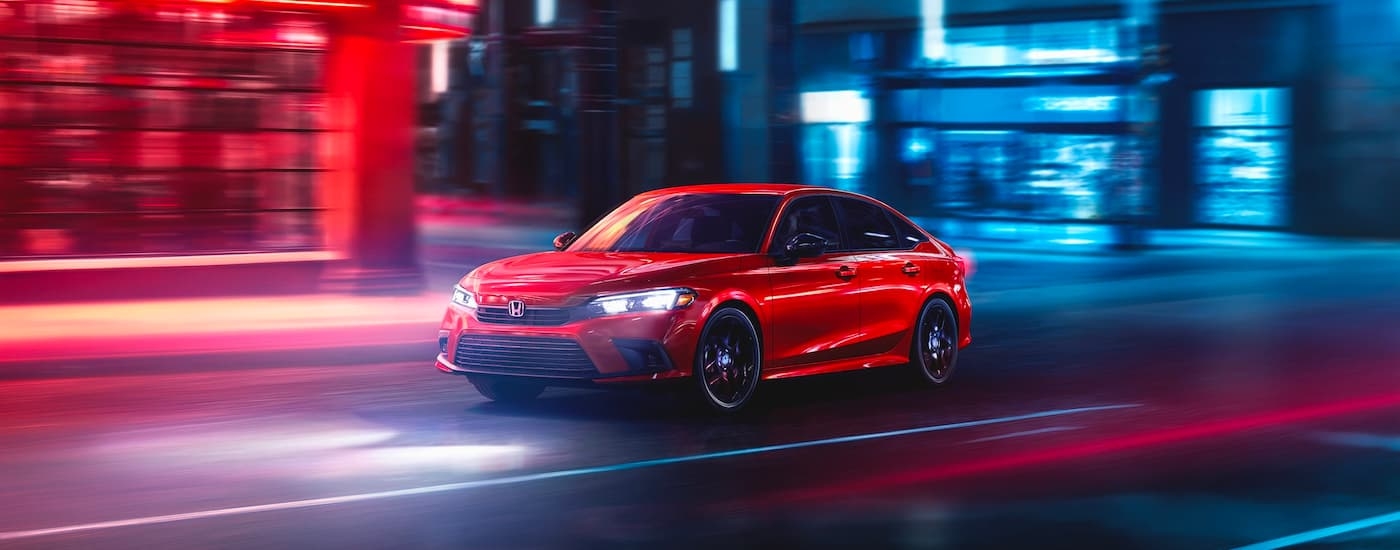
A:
[964, 425, 1081, 444]
[0, 403, 1139, 541]
[1232, 510, 1400, 550]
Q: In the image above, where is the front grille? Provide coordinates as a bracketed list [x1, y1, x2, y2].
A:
[454, 334, 599, 378]
[475, 306, 574, 326]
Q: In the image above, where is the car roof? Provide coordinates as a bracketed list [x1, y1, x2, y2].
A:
[635, 183, 868, 199]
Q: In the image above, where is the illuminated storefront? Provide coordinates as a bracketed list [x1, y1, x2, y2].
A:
[887, 82, 1140, 222]
[0, 0, 475, 293]
[795, 15, 1152, 239]
[779, 0, 1371, 242]
[1192, 88, 1290, 227]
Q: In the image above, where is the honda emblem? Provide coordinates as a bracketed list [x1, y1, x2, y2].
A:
[507, 300, 526, 317]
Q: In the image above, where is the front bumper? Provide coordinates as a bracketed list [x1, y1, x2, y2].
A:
[435, 303, 698, 383]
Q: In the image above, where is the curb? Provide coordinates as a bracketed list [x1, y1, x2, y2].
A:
[0, 323, 442, 381]
[0, 339, 439, 381]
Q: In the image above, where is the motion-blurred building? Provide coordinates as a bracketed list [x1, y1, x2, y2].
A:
[0, 0, 476, 299]
[450, 0, 1396, 243]
[767, 0, 1399, 242]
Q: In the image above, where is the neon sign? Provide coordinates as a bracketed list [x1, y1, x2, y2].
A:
[1025, 95, 1119, 112]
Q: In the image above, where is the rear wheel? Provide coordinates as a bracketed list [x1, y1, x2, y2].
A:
[913, 298, 959, 386]
[470, 376, 545, 403]
[694, 307, 762, 413]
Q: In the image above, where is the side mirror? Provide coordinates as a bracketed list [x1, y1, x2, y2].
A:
[783, 232, 827, 259]
[553, 231, 577, 251]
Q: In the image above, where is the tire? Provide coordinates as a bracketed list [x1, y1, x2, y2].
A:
[912, 297, 959, 386]
[694, 306, 762, 413]
[470, 376, 545, 403]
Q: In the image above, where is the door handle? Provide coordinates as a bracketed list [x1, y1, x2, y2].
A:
[836, 265, 857, 279]
[902, 262, 921, 275]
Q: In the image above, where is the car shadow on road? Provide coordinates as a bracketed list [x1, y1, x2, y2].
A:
[462, 366, 958, 425]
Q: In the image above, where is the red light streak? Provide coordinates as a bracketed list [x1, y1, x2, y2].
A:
[400, 23, 467, 36]
[764, 391, 1400, 505]
[250, 0, 370, 8]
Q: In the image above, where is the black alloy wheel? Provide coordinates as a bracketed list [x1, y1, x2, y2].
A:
[695, 307, 762, 413]
[914, 298, 959, 385]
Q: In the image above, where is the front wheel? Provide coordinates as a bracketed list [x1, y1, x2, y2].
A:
[913, 298, 959, 386]
[470, 376, 545, 404]
[694, 307, 762, 413]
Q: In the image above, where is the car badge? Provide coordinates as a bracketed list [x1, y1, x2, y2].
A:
[507, 300, 526, 317]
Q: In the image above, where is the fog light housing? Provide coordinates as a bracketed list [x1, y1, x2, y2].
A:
[613, 339, 675, 373]
[438, 330, 450, 353]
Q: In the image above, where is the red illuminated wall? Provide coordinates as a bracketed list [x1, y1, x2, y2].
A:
[0, 0, 473, 292]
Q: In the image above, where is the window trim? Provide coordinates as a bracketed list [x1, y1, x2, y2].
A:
[765, 194, 843, 255]
[830, 195, 918, 252]
[766, 193, 928, 255]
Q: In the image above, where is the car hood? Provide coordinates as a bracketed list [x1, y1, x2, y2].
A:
[463, 251, 754, 304]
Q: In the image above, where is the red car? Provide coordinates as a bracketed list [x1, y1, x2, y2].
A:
[435, 184, 972, 412]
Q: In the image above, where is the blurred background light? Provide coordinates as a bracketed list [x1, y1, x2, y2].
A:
[535, 0, 554, 26]
[719, 0, 737, 71]
[920, 0, 946, 62]
[800, 90, 870, 124]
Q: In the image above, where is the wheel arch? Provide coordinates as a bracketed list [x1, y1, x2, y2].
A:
[922, 286, 972, 348]
[709, 298, 764, 349]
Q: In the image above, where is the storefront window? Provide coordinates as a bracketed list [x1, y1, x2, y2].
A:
[899, 127, 938, 187]
[935, 131, 1019, 215]
[909, 130, 1139, 222]
[800, 90, 871, 193]
[0, 8, 330, 259]
[1023, 134, 1127, 221]
[802, 124, 867, 193]
[1194, 88, 1290, 227]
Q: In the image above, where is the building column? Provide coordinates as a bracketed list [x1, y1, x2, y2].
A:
[576, 0, 621, 226]
[321, 4, 425, 294]
[767, 0, 798, 183]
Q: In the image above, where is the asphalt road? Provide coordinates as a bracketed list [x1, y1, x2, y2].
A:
[4, 244, 1400, 549]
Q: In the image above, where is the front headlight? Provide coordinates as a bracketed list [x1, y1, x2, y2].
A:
[587, 288, 696, 317]
[451, 285, 478, 309]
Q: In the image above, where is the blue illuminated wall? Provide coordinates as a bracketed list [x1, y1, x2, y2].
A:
[1320, 0, 1400, 236]
[772, 0, 1397, 238]
[1156, 2, 1324, 232]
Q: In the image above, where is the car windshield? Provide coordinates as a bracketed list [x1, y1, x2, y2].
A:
[568, 193, 781, 253]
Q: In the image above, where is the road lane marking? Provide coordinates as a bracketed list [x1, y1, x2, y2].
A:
[1232, 510, 1400, 550]
[0, 403, 1139, 541]
[1313, 431, 1400, 452]
[964, 425, 1080, 444]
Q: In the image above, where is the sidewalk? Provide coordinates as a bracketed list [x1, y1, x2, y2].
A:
[0, 292, 448, 379]
[0, 196, 573, 379]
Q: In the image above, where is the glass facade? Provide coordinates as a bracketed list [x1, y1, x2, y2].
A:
[791, 16, 1146, 231]
[801, 123, 868, 193]
[1194, 88, 1291, 227]
[0, 4, 329, 259]
[898, 129, 1137, 221]
[800, 90, 872, 193]
[888, 81, 1134, 221]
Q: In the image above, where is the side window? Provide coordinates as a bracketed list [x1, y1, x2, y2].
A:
[834, 197, 900, 250]
[887, 212, 929, 249]
[769, 196, 842, 252]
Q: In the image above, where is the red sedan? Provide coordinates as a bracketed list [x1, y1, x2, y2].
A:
[435, 184, 972, 412]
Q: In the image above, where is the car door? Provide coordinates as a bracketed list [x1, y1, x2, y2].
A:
[765, 195, 865, 371]
[831, 196, 929, 358]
